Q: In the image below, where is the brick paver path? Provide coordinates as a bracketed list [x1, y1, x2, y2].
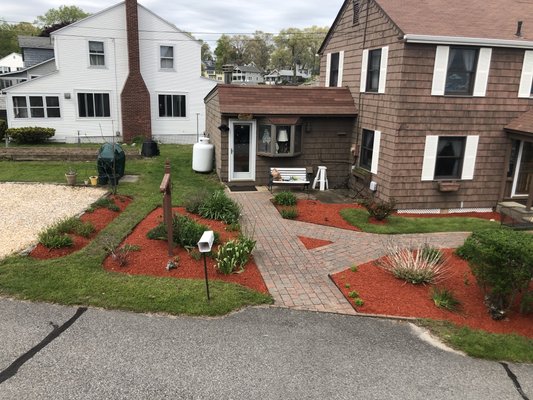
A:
[230, 191, 470, 315]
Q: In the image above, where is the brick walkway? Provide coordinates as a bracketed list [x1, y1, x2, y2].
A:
[230, 191, 470, 315]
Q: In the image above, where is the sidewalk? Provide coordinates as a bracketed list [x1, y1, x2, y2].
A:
[230, 190, 469, 315]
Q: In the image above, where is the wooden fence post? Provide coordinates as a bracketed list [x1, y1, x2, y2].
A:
[160, 159, 173, 257]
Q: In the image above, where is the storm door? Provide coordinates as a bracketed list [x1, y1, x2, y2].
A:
[229, 120, 256, 181]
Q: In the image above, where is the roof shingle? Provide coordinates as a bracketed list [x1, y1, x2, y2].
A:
[505, 109, 533, 135]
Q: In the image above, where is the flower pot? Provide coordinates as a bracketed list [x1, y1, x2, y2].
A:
[65, 173, 77, 186]
[89, 176, 98, 186]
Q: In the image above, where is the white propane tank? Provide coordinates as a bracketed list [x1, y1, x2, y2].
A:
[192, 137, 214, 172]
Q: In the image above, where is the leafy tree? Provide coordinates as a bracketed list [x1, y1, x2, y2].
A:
[245, 31, 273, 71]
[34, 5, 89, 28]
[0, 21, 41, 58]
[214, 34, 236, 71]
[201, 41, 213, 62]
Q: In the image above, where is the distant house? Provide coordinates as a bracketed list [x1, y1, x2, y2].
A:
[264, 68, 311, 85]
[317, 0, 533, 211]
[231, 64, 264, 84]
[0, 53, 23, 73]
[4, 0, 215, 143]
[18, 36, 54, 68]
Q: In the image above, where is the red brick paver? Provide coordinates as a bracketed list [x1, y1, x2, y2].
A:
[230, 191, 470, 315]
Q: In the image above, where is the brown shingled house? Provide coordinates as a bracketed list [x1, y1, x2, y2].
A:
[318, 0, 533, 211]
[204, 85, 357, 188]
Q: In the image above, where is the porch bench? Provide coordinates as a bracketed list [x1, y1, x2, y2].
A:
[268, 167, 312, 192]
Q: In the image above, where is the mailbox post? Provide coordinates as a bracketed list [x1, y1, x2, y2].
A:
[159, 160, 173, 257]
[197, 230, 214, 301]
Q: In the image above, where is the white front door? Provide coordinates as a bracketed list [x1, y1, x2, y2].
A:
[229, 120, 256, 181]
[511, 140, 533, 197]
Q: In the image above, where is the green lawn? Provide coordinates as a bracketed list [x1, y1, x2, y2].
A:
[417, 319, 533, 363]
[340, 208, 499, 234]
[0, 145, 272, 316]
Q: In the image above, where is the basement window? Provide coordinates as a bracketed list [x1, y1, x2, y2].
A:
[258, 123, 302, 157]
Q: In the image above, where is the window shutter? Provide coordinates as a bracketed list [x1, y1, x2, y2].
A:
[337, 51, 345, 87]
[431, 46, 449, 96]
[378, 46, 389, 93]
[371, 130, 381, 174]
[360, 49, 369, 92]
[519, 50, 533, 98]
[421, 136, 439, 181]
[473, 48, 492, 97]
[325, 53, 332, 87]
[461, 135, 479, 180]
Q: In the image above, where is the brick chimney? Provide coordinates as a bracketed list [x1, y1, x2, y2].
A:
[121, 0, 151, 142]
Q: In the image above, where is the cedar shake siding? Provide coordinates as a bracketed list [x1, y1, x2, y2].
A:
[320, 0, 533, 210]
[204, 85, 357, 187]
[121, 0, 151, 142]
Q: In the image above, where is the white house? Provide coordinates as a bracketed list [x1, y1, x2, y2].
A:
[0, 53, 23, 74]
[5, 0, 216, 143]
[264, 68, 311, 85]
[231, 64, 264, 84]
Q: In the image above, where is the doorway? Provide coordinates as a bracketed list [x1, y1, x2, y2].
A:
[511, 140, 533, 197]
[229, 120, 256, 181]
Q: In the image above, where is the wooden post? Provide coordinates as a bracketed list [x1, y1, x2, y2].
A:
[160, 159, 173, 256]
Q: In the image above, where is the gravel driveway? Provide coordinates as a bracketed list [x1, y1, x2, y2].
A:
[0, 183, 107, 259]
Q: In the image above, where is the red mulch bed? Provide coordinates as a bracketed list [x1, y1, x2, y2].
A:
[102, 207, 269, 294]
[331, 249, 533, 338]
[30, 195, 131, 259]
[298, 236, 333, 250]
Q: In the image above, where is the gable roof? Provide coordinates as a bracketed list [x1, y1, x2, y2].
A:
[505, 109, 533, 136]
[319, 0, 533, 54]
[208, 84, 357, 116]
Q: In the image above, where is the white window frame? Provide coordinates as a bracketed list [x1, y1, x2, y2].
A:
[325, 51, 344, 87]
[421, 135, 479, 181]
[88, 40, 106, 68]
[359, 129, 381, 174]
[160, 45, 175, 70]
[11, 95, 61, 119]
[518, 50, 533, 98]
[157, 93, 188, 119]
[431, 46, 491, 97]
[360, 46, 388, 93]
[76, 91, 111, 119]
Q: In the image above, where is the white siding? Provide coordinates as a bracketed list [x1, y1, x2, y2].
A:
[5, 3, 215, 143]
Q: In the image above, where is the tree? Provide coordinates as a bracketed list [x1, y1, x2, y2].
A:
[214, 34, 236, 71]
[245, 31, 273, 71]
[34, 5, 89, 28]
[201, 41, 213, 62]
[0, 21, 41, 58]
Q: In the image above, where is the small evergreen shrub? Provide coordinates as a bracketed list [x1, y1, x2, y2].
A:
[6, 127, 55, 144]
[38, 231, 73, 249]
[280, 207, 298, 219]
[431, 287, 461, 311]
[354, 298, 365, 307]
[184, 188, 212, 214]
[198, 191, 241, 224]
[274, 191, 297, 206]
[360, 197, 396, 221]
[0, 119, 6, 140]
[457, 228, 533, 318]
[216, 235, 256, 275]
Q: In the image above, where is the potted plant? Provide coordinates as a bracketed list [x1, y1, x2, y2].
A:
[65, 167, 77, 186]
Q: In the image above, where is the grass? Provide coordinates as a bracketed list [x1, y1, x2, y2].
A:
[0, 145, 272, 316]
[417, 319, 533, 363]
[340, 208, 499, 234]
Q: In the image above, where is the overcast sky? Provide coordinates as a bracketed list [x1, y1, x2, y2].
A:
[3, 0, 345, 45]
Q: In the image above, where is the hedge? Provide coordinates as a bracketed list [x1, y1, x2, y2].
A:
[5, 127, 55, 144]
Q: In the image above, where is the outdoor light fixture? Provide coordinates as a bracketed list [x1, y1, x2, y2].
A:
[197, 230, 214, 301]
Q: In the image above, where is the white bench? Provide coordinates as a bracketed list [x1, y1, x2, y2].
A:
[268, 167, 312, 192]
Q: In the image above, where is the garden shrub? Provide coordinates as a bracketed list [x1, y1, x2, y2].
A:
[274, 191, 297, 206]
[0, 119, 6, 140]
[216, 235, 256, 275]
[280, 207, 298, 219]
[431, 287, 461, 311]
[457, 228, 533, 319]
[89, 197, 120, 212]
[380, 242, 449, 285]
[420, 244, 443, 264]
[38, 231, 73, 249]
[6, 127, 55, 144]
[147, 214, 219, 248]
[38, 217, 95, 248]
[198, 190, 241, 224]
[359, 197, 396, 221]
[184, 188, 212, 214]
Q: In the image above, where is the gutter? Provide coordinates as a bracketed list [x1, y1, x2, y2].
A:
[403, 34, 533, 49]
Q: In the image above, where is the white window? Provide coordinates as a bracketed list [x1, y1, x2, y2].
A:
[326, 51, 344, 87]
[12, 95, 61, 118]
[89, 41, 105, 67]
[158, 94, 186, 117]
[359, 129, 381, 173]
[160, 45, 174, 69]
[518, 50, 533, 98]
[421, 135, 479, 181]
[360, 47, 388, 93]
[77, 93, 110, 117]
[431, 46, 491, 96]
